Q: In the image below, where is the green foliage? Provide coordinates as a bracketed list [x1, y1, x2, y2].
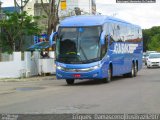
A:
[143, 26, 160, 52]
[148, 34, 160, 51]
[0, 11, 41, 53]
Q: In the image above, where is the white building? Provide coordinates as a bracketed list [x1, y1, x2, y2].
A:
[23, 0, 35, 16]
[24, 0, 96, 16]
[24, 0, 96, 32]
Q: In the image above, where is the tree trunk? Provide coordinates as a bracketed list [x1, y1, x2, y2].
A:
[47, 16, 52, 36]
[41, 0, 60, 37]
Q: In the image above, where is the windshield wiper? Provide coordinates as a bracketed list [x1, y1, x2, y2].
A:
[81, 57, 100, 63]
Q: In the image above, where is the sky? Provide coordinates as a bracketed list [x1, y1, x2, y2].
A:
[1, 0, 160, 29]
[1, 0, 14, 7]
[96, 0, 160, 29]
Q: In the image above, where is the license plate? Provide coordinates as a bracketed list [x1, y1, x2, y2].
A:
[73, 74, 81, 78]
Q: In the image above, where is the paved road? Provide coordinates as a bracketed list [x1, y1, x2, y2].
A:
[0, 66, 160, 113]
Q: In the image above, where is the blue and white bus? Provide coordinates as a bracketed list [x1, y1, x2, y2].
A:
[50, 16, 143, 85]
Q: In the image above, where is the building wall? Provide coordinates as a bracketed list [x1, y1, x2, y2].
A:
[77, 0, 91, 14]
[24, 0, 96, 32]
[24, 0, 96, 16]
[2, 7, 20, 13]
[59, 0, 96, 16]
[24, 0, 36, 16]
[34, 3, 49, 32]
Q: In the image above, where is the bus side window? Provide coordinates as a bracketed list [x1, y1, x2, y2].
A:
[109, 35, 114, 45]
[101, 35, 108, 58]
[108, 23, 114, 44]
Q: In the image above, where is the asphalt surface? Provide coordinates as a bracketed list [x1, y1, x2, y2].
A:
[0, 66, 160, 113]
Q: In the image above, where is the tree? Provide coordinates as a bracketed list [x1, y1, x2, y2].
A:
[148, 34, 160, 51]
[0, 1, 3, 60]
[0, 11, 41, 53]
[14, 0, 30, 12]
[143, 26, 160, 52]
[40, 0, 60, 36]
[39, 0, 89, 36]
[142, 29, 151, 51]
[74, 7, 81, 15]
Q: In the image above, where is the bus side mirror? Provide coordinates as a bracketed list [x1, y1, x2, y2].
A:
[49, 32, 58, 46]
[100, 31, 105, 45]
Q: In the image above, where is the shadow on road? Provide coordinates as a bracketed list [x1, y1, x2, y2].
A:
[62, 76, 128, 86]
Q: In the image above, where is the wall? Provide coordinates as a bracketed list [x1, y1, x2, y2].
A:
[0, 52, 23, 78]
[0, 52, 55, 78]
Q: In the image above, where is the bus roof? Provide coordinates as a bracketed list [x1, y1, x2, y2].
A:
[60, 15, 140, 28]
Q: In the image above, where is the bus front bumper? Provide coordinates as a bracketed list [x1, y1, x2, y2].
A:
[56, 67, 102, 79]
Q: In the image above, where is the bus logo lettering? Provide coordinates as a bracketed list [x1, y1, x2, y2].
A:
[114, 43, 138, 54]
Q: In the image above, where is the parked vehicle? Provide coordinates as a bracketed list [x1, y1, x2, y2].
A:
[50, 15, 143, 85]
[147, 53, 160, 68]
[144, 51, 157, 65]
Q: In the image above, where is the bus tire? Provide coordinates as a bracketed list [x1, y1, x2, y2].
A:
[128, 63, 135, 78]
[134, 62, 138, 77]
[66, 79, 74, 85]
[102, 67, 112, 83]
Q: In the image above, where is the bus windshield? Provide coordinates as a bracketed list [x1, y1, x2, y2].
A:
[56, 26, 102, 64]
[149, 54, 160, 59]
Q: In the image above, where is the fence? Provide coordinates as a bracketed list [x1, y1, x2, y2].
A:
[0, 52, 55, 78]
[0, 53, 13, 62]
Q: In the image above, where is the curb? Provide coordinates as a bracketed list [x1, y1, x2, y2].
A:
[0, 76, 56, 82]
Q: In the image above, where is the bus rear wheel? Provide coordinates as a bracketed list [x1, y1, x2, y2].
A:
[134, 63, 138, 77]
[128, 63, 136, 77]
[66, 79, 75, 85]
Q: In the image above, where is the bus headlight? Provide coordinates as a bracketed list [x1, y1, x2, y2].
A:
[56, 65, 100, 72]
[57, 65, 65, 70]
[90, 65, 100, 70]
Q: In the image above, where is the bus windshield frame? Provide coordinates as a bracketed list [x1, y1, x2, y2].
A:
[56, 26, 102, 64]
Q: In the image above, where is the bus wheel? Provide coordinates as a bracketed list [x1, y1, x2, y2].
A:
[66, 79, 74, 85]
[134, 63, 138, 77]
[128, 63, 135, 78]
[102, 67, 112, 83]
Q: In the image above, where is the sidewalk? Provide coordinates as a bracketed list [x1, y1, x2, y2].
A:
[0, 75, 56, 82]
